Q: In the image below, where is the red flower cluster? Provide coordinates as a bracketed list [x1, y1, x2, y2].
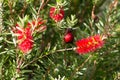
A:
[16, 24, 33, 54]
[49, 7, 64, 22]
[75, 35, 104, 54]
[15, 18, 46, 54]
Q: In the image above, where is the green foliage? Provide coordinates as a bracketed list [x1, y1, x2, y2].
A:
[0, 0, 120, 80]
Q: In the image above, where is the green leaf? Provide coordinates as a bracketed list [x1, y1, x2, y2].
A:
[21, 70, 32, 74]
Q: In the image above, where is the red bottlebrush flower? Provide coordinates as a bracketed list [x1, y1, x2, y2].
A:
[75, 35, 104, 54]
[64, 28, 74, 43]
[49, 7, 64, 22]
[16, 26, 32, 40]
[18, 38, 33, 53]
[15, 24, 33, 54]
[15, 17, 46, 54]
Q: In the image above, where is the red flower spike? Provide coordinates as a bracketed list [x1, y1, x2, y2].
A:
[16, 27, 32, 40]
[75, 35, 104, 54]
[15, 24, 33, 54]
[49, 7, 64, 22]
[15, 17, 46, 54]
[18, 38, 33, 54]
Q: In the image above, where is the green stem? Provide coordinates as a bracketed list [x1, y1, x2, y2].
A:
[23, 47, 76, 68]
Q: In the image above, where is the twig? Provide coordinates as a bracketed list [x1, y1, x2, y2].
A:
[104, 0, 118, 36]
[37, 0, 44, 16]
[41, 0, 50, 10]
[8, 0, 13, 15]
[16, 57, 23, 73]
[89, 60, 97, 80]
[21, 0, 27, 17]
[23, 47, 76, 68]
[37, 0, 50, 16]
[0, 1, 3, 33]
[90, 4, 96, 34]
[69, 54, 93, 80]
